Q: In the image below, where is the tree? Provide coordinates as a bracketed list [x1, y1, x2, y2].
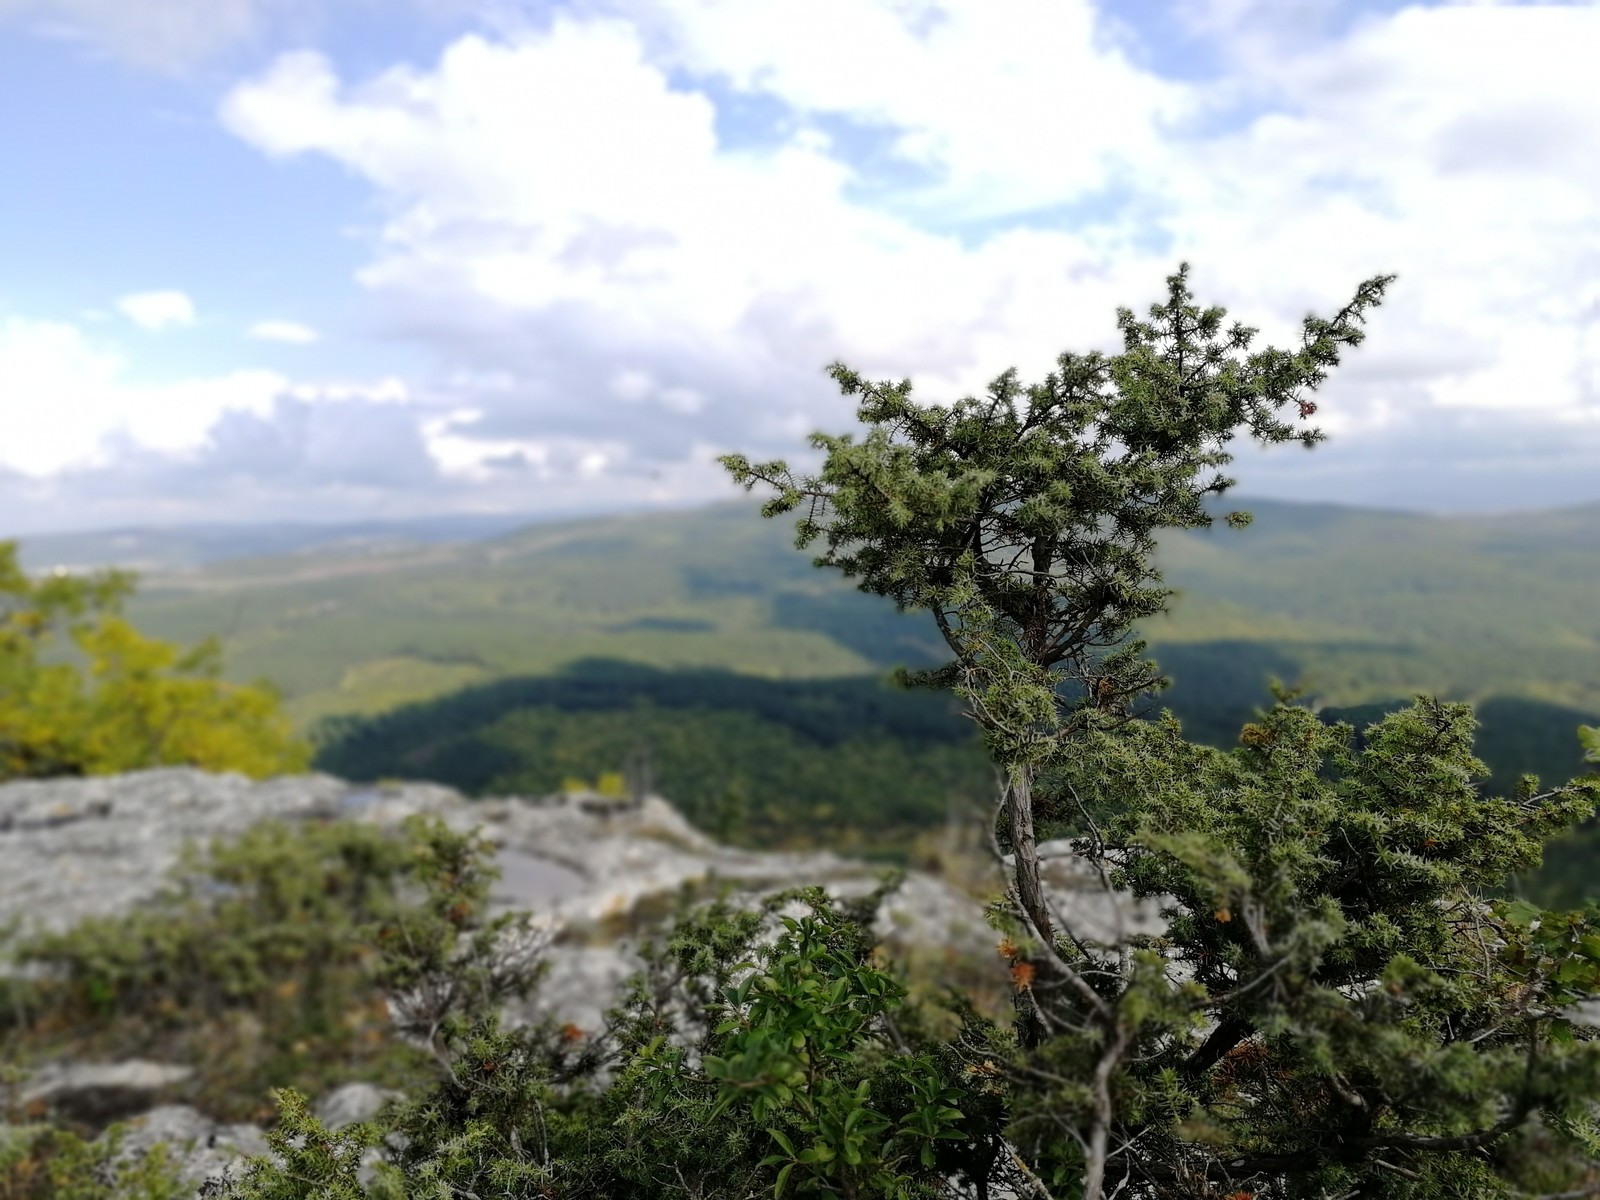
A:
[0, 542, 310, 780]
[721, 260, 1392, 1000]
[1007, 697, 1600, 1197]
[722, 263, 1600, 1195]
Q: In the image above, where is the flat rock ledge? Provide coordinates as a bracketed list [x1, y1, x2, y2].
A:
[0, 766, 1163, 1195]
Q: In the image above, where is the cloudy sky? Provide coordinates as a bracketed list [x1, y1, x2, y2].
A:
[0, 0, 1596, 536]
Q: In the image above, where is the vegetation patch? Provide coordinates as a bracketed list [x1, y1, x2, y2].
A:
[1, 816, 453, 1126]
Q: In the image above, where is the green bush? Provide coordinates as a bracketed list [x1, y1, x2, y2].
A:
[2, 817, 466, 1122]
[0, 1121, 187, 1200]
[224, 882, 1013, 1199]
[0, 540, 310, 783]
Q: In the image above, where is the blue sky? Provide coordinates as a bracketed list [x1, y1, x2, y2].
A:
[0, 0, 1596, 534]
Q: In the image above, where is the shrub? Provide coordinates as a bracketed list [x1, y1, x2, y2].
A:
[2, 817, 471, 1122]
[0, 541, 310, 782]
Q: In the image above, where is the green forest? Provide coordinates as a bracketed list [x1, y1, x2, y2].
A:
[308, 657, 1600, 905]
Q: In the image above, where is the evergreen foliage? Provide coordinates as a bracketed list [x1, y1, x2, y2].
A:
[0, 542, 310, 781]
[0, 1119, 187, 1200]
[722, 260, 1396, 1032]
[221, 858, 1018, 1200]
[721, 262, 1600, 1194]
[1007, 695, 1600, 1195]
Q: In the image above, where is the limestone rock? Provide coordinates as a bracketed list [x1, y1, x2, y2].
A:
[115, 1104, 268, 1193]
[314, 1082, 404, 1131]
[9, 1060, 194, 1126]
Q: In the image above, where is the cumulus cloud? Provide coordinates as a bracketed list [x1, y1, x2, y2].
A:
[116, 290, 197, 332]
[0, 305, 695, 535]
[10, 0, 1599, 532]
[0, 314, 476, 532]
[249, 319, 320, 343]
[208, 0, 1600, 516]
[0, 314, 279, 475]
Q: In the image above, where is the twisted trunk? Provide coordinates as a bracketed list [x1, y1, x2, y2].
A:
[1007, 764, 1053, 947]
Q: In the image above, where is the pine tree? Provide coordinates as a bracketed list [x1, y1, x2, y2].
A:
[720, 258, 1391, 1019]
[723, 263, 1600, 1195]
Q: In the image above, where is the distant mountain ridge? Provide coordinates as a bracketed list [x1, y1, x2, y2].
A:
[15, 495, 1600, 575]
[7, 494, 1597, 727]
[8, 512, 552, 576]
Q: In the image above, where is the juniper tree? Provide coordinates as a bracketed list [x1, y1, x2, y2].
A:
[722, 265, 1600, 1197]
[1003, 696, 1600, 1197]
[720, 260, 1392, 986]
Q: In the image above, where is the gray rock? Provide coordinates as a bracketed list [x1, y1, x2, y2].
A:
[314, 1082, 403, 1131]
[0, 767, 1163, 1026]
[0, 768, 349, 938]
[114, 1104, 268, 1193]
[10, 1060, 194, 1125]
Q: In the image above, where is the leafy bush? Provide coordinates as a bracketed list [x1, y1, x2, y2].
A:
[2, 816, 471, 1122]
[224, 880, 1016, 1200]
[0, 1121, 188, 1200]
[0, 542, 309, 782]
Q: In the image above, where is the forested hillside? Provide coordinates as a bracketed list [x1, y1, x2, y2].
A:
[73, 494, 1600, 732]
[17, 495, 1599, 901]
[306, 656, 1599, 900]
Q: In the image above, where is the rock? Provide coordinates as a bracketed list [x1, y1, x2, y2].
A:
[10, 1060, 194, 1125]
[508, 943, 645, 1035]
[0, 767, 1165, 1026]
[0, 768, 349, 938]
[1034, 840, 1172, 944]
[314, 1082, 403, 1131]
[114, 1104, 268, 1194]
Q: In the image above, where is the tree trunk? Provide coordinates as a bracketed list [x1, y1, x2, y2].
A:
[1007, 764, 1053, 946]
[1083, 1020, 1131, 1200]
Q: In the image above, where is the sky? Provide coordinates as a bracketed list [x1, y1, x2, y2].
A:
[0, 0, 1596, 536]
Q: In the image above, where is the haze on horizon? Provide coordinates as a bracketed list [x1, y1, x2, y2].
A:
[1, 0, 1597, 537]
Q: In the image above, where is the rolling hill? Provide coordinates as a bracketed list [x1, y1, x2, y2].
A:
[10, 494, 1598, 897]
[50, 494, 1594, 731]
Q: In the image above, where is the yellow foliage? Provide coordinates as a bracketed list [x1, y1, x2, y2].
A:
[560, 770, 630, 797]
[0, 542, 311, 781]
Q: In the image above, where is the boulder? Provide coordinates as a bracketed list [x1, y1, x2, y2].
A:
[8, 1060, 194, 1126]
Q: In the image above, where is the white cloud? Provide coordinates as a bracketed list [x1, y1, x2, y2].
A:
[210, 0, 1600, 516]
[116, 290, 196, 332]
[249, 319, 320, 343]
[7, 0, 1595, 531]
[0, 315, 278, 475]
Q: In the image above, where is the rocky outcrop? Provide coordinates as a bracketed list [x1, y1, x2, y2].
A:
[0, 768, 1011, 1029]
[9, 1061, 195, 1127]
[0, 767, 1157, 1194]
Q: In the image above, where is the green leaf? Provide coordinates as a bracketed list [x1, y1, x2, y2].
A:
[1504, 899, 1544, 928]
